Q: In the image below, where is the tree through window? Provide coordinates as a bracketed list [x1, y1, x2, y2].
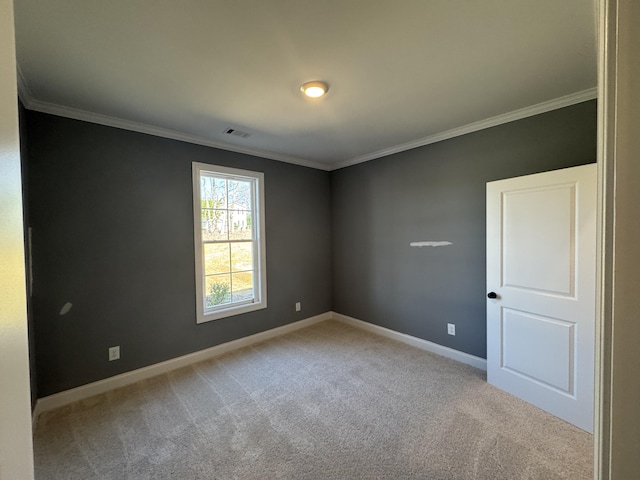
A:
[193, 163, 266, 323]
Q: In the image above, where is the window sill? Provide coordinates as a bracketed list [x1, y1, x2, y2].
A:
[196, 300, 267, 324]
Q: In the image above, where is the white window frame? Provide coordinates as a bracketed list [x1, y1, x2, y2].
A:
[192, 162, 267, 323]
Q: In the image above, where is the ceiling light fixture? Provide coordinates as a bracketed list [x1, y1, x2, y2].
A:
[301, 81, 329, 98]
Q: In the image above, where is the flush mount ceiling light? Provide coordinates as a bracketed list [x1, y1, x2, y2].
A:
[301, 81, 329, 98]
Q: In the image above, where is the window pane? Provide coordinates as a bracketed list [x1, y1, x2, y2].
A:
[228, 179, 252, 210]
[200, 176, 227, 209]
[232, 271, 253, 302]
[202, 209, 229, 241]
[229, 210, 252, 240]
[204, 243, 230, 275]
[205, 274, 231, 307]
[194, 163, 265, 323]
[231, 242, 253, 272]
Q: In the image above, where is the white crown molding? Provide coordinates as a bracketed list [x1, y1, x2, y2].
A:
[17, 60, 596, 174]
[330, 87, 598, 171]
[24, 96, 331, 172]
[15, 63, 34, 108]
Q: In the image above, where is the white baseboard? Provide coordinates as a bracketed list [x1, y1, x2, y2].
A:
[331, 312, 487, 371]
[33, 310, 486, 426]
[33, 312, 331, 422]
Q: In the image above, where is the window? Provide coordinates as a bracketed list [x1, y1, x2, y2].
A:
[192, 162, 266, 323]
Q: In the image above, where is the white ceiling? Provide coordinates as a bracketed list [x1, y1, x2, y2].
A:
[14, 0, 597, 171]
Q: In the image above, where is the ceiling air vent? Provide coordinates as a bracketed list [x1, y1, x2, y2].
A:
[223, 127, 251, 139]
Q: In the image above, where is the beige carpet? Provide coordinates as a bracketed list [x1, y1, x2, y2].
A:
[33, 320, 593, 479]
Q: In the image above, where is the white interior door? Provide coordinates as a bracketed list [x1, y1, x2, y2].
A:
[486, 164, 596, 432]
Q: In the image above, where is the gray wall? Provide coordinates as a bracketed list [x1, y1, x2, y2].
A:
[330, 101, 597, 359]
[26, 100, 596, 396]
[26, 111, 332, 396]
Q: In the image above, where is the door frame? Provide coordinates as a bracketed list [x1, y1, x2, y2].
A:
[594, 0, 612, 474]
[595, 0, 640, 477]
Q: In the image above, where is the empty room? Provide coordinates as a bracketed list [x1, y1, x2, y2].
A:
[3, 0, 640, 479]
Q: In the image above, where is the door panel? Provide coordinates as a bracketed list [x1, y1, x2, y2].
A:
[502, 308, 574, 394]
[503, 184, 575, 296]
[487, 164, 596, 432]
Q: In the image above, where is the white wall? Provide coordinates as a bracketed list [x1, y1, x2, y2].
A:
[0, 0, 35, 477]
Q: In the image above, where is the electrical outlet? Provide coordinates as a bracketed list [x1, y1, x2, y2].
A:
[447, 323, 456, 336]
[295, 302, 301, 312]
[108, 346, 120, 361]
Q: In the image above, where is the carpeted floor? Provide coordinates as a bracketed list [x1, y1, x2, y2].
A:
[33, 320, 593, 479]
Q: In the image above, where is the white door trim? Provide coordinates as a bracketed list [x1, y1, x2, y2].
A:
[595, 0, 640, 477]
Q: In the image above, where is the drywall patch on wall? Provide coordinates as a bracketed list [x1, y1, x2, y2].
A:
[410, 241, 452, 247]
[331, 100, 597, 360]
